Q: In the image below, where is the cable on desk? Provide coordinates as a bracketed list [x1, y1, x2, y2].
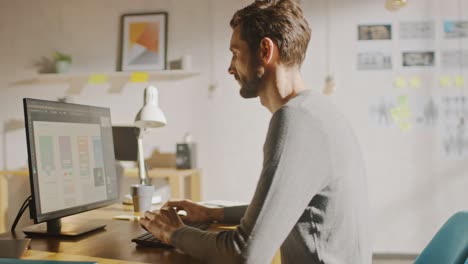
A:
[11, 195, 32, 232]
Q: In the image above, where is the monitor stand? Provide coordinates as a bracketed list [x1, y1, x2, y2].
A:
[23, 218, 106, 237]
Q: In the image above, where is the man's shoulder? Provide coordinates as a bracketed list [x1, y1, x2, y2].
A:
[275, 92, 325, 119]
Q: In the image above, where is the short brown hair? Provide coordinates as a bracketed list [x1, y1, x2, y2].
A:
[230, 0, 311, 67]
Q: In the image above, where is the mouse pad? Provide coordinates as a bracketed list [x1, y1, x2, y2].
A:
[0, 239, 31, 258]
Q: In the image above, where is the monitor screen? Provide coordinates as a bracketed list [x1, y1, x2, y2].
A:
[112, 126, 139, 161]
[23, 98, 118, 234]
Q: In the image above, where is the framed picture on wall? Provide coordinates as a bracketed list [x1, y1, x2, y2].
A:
[120, 12, 168, 71]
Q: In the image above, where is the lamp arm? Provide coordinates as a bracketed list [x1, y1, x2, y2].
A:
[137, 130, 148, 185]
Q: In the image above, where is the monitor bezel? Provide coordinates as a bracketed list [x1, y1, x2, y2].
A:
[23, 98, 119, 224]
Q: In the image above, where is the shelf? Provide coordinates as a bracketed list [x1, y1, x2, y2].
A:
[9, 70, 200, 94]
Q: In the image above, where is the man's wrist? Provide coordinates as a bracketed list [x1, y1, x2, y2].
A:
[168, 225, 184, 245]
[209, 207, 224, 222]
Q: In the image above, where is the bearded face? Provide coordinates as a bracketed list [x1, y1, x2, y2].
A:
[238, 56, 264, 99]
[229, 27, 266, 99]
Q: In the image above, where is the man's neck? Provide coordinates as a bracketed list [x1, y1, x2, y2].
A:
[259, 66, 306, 113]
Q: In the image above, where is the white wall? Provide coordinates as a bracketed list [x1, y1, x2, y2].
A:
[325, 0, 468, 253]
[0, 0, 212, 233]
[0, 0, 467, 255]
[206, 0, 467, 253]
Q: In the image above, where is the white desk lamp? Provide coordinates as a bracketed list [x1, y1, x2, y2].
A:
[134, 85, 167, 185]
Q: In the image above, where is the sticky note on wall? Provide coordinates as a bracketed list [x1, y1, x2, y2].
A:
[439, 76, 452, 87]
[399, 121, 411, 131]
[394, 77, 407, 88]
[88, 74, 108, 84]
[130, 72, 149, 83]
[455, 76, 465, 87]
[391, 106, 410, 120]
[390, 95, 412, 131]
[409, 77, 421, 88]
[397, 95, 408, 105]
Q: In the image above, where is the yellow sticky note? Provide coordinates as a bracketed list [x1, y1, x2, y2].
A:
[88, 74, 108, 84]
[130, 72, 149, 83]
[439, 76, 452, 87]
[409, 77, 421, 88]
[390, 109, 401, 121]
[390, 95, 412, 131]
[397, 95, 408, 105]
[399, 121, 411, 131]
[394, 77, 407, 88]
[401, 107, 410, 117]
[391, 107, 410, 120]
[455, 76, 465, 87]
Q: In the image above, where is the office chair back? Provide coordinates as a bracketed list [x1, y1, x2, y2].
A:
[414, 211, 468, 264]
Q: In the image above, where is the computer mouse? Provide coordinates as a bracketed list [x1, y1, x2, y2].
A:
[176, 210, 187, 217]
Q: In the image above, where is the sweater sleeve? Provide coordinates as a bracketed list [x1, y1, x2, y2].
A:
[222, 205, 248, 224]
[171, 106, 331, 264]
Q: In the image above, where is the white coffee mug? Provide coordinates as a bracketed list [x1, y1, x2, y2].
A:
[182, 55, 192, 71]
[130, 184, 154, 212]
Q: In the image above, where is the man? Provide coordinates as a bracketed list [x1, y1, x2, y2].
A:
[140, 0, 371, 263]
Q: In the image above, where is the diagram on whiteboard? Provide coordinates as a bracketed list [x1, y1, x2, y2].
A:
[441, 96, 468, 157]
[369, 96, 396, 126]
[370, 95, 468, 157]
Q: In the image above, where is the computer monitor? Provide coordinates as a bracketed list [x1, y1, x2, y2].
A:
[112, 126, 139, 161]
[22, 98, 119, 237]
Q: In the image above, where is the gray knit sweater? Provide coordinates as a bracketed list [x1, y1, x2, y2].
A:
[171, 89, 371, 264]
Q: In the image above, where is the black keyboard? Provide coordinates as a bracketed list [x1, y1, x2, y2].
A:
[132, 222, 211, 248]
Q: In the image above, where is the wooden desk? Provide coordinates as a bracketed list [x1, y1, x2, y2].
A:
[0, 168, 202, 233]
[0, 203, 282, 264]
[23, 250, 146, 264]
[124, 168, 201, 202]
[0, 203, 203, 264]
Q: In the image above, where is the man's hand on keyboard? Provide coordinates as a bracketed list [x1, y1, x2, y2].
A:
[140, 206, 184, 245]
[163, 199, 224, 223]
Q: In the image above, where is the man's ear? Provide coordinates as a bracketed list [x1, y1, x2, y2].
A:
[259, 37, 276, 65]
